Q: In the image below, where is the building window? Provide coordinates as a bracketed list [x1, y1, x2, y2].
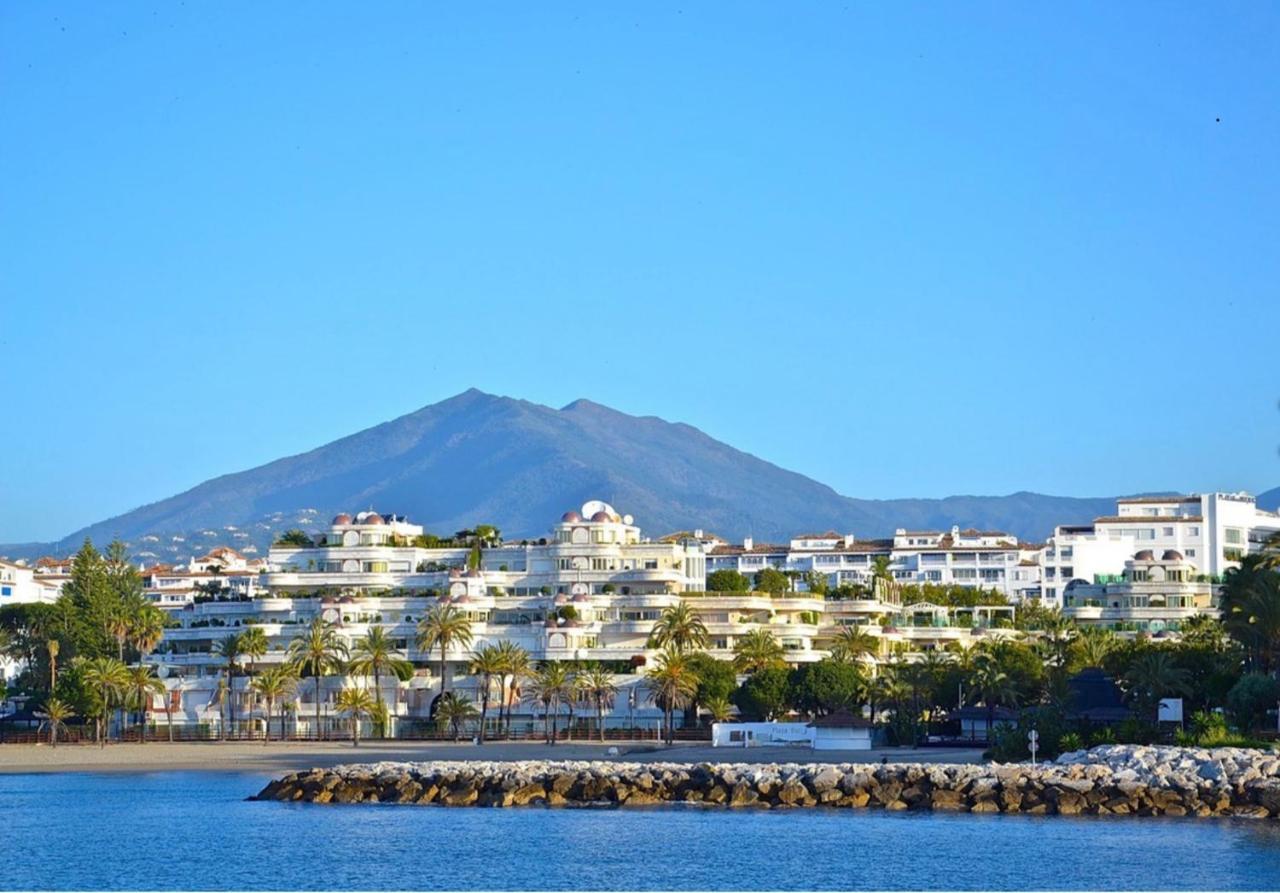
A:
[1162, 527, 1174, 537]
[1225, 528, 1244, 545]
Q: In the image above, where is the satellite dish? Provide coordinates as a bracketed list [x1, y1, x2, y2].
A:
[623, 514, 633, 525]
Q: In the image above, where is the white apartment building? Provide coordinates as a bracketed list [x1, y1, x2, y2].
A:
[0, 559, 59, 681]
[1063, 549, 1219, 637]
[1041, 492, 1280, 605]
[705, 526, 1040, 601]
[142, 547, 265, 609]
[144, 501, 1022, 735]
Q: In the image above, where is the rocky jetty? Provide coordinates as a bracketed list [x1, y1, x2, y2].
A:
[252, 745, 1280, 818]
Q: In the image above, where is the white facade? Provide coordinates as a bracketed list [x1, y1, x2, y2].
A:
[1063, 549, 1219, 637]
[1041, 492, 1280, 605]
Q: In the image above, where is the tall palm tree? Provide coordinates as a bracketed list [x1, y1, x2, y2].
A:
[1123, 651, 1191, 720]
[80, 656, 130, 747]
[251, 664, 298, 744]
[524, 662, 572, 744]
[106, 610, 132, 662]
[214, 633, 243, 733]
[46, 639, 60, 693]
[648, 602, 708, 654]
[495, 640, 531, 737]
[416, 605, 474, 700]
[349, 626, 413, 739]
[287, 618, 349, 740]
[732, 628, 784, 673]
[126, 665, 165, 743]
[576, 664, 618, 741]
[468, 644, 505, 743]
[335, 686, 376, 747]
[37, 697, 74, 747]
[436, 691, 479, 742]
[971, 652, 1020, 738]
[827, 626, 879, 663]
[645, 646, 700, 744]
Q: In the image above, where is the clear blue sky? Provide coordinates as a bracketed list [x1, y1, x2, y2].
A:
[2, 3, 1278, 543]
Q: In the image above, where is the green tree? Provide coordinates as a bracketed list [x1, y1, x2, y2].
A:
[80, 656, 130, 747]
[1123, 651, 1191, 721]
[494, 640, 531, 737]
[349, 626, 413, 739]
[827, 626, 879, 663]
[790, 658, 865, 717]
[125, 665, 165, 743]
[648, 603, 708, 654]
[239, 626, 269, 676]
[732, 665, 791, 720]
[753, 567, 791, 595]
[1221, 557, 1280, 673]
[416, 605, 474, 697]
[274, 529, 314, 547]
[435, 691, 479, 741]
[287, 618, 348, 739]
[686, 652, 737, 718]
[468, 643, 506, 743]
[251, 664, 298, 743]
[1226, 673, 1280, 732]
[732, 628, 785, 673]
[576, 664, 618, 741]
[704, 695, 734, 723]
[214, 633, 243, 732]
[706, 570, 750, 592]
[36, 697, 75, 747]
[524, 662, 572, 744]
[335, 686, 375, 746]
[645, 646, 700, 743]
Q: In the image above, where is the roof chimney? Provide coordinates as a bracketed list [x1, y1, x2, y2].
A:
[743, 536, 754, 551]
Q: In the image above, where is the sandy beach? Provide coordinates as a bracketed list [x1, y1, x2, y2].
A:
[0, 739, 987, 774]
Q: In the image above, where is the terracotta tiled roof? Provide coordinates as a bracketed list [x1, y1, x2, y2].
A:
[1116, 496, 1198, 504]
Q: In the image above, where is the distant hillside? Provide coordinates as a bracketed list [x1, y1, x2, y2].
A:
[3, 390, 1138, 559]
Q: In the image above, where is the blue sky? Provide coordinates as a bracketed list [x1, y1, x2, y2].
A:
[2, 3, 1278, 543]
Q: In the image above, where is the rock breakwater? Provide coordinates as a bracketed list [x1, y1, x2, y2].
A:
[253, 745, 1280, 818]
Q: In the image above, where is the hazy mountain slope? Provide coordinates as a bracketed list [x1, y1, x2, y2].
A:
[6, 390, 1131, 557]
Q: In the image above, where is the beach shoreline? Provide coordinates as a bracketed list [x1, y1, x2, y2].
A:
[0, 740, 986, 775]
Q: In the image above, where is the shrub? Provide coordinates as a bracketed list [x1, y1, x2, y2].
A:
[1058, 732, 1083, 752]
[1226, 673, 1280, 732]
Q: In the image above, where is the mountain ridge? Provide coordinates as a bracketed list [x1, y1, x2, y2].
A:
[0, 390, 1227, 560]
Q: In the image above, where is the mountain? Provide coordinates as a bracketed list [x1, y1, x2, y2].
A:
[5, 390, 1126, 559]
[1258, 486, 1280, 513]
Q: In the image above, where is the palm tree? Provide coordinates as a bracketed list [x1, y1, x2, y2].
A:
[468, 644, 505, 743]
[495, 640, 531, 737]
[416, 605, 474, 700]
[129, 606, 167, 662]
[81, 656, 130, 747]
[287, 618, 349, 740]
[1072, 626, 1118, 669]
[732, 628, 784, 673]
[349, 627, 413, 739]
[36, 697, 74, 747]
[524, 662, 572, 744]
[645, 646, 700, 744]
[435, 691, 479, 741]
[239, 626, 269, 677]
[576, 664, 618, 741]
[648, 602, 708, 654]
[106, 609, 132, 662]
[1123, 651, 1191, 720]
[827, 626, 880, 663]
[1221, 557, 1280, 673]
[46, 639, 60, 693]
[214, 633, 243, 734]
[251, 665, 298, 743]
[125, 665, 166, 743]
[971, 652, 1020, 739]
[335, 686, 376, 747]
[870, 555, 896, 600]
[704, 695, 733, 723]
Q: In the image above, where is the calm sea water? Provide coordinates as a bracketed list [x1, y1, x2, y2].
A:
[3, 771, 1280, 891]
